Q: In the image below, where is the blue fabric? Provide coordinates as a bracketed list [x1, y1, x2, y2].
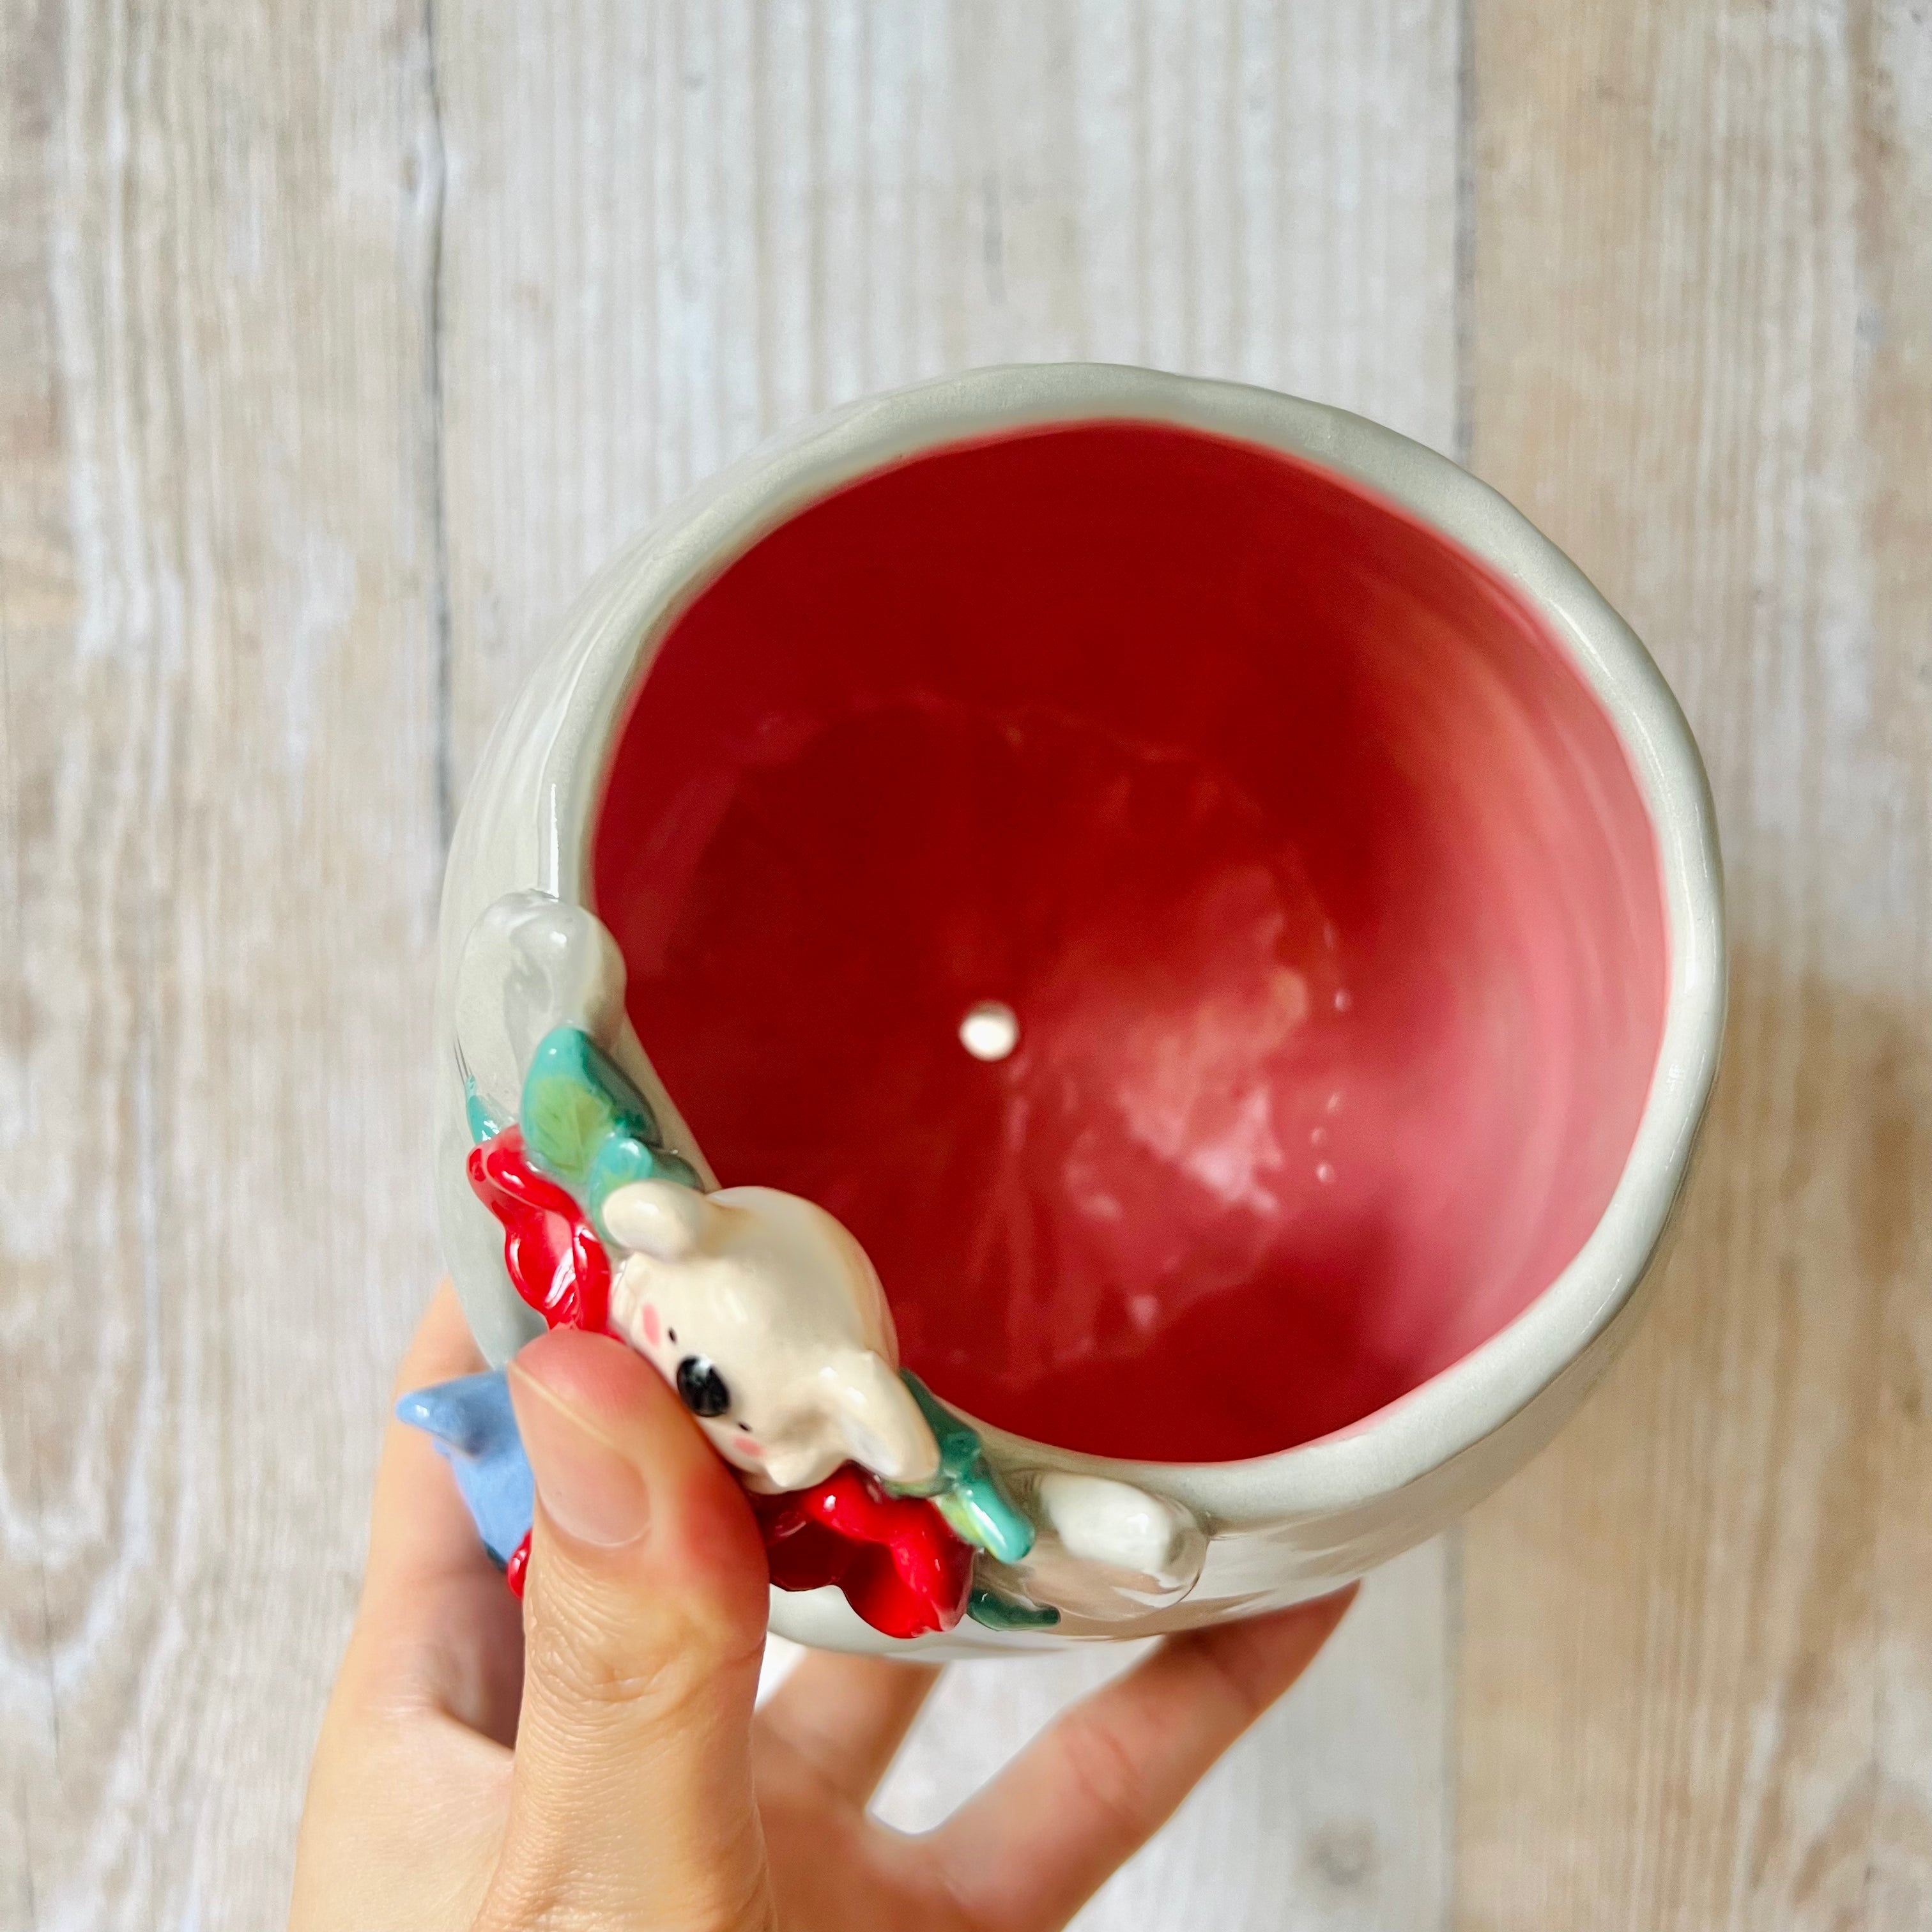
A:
[395, 1370, 534, 1568]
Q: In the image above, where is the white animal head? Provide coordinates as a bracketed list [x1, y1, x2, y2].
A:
[601, 1180, 940, 1494]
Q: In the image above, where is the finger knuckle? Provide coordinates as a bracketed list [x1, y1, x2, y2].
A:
[1190, 1626, 1281, 1724]
[1059, 1712, 1163, 1850]
[523, 1580, 762, 1724]
[522, 1591, 673, 1708]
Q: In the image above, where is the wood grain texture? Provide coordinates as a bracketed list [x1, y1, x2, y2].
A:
[0, 0, 445, 1924]
[1455, 3, 1932, 1927]
[436, 0, 1461, 795]
[434, 4, 1459, 1927]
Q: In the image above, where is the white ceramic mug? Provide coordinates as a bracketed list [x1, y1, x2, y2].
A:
[434, 363, 1724, 1655]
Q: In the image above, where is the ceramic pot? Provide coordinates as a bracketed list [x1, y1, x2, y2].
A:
[434, 363, 1725, 1655]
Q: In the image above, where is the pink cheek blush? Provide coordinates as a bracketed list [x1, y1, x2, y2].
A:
[638, 1304, 661, 1347]
[592, 424, 1669, 1464]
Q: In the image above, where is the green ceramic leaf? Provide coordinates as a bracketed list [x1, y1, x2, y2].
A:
[967, 1588, 1059, 1631]
[585, 1130, 654, 1194]
[585, 1132, 663, 1239]
[936, 1483, 1034, 1565]
[519, 1027, 659, 1188]
[463, 1075, 507, 1147]
[891, 1371, 1035, 1563]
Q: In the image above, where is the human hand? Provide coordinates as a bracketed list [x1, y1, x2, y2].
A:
[289, 1286, 1356, 1931]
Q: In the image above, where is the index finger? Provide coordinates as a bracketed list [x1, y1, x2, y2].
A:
[924, 1589, 1356, 1932]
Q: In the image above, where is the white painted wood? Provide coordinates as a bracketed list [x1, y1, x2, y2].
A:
[437, 6, 1461, 1927]
[438, 0, 1461, 786]
[1455, 4, 1932, 1926]
[0, 1, 444, 1926]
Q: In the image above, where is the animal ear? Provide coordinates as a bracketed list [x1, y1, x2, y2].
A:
[600, 1179, 712, 1260]
[823, 1353, 940, 1486]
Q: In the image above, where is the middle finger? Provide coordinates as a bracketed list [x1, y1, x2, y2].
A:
[756, 1650, 944, 1806]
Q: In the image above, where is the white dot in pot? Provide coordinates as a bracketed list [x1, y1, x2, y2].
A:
[959, 1000, 1020, 1062]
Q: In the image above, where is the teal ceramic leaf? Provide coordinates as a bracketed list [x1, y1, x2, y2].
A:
[519, 1027, 660, 1188]
[892, 1371, 1035, 1564]
[967, 1587, 1060, 1630]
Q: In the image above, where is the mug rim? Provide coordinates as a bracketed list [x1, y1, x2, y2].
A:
[531, 361, 1726, 1530]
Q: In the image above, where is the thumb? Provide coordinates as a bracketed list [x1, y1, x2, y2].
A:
[482, 1328, 774, 1932]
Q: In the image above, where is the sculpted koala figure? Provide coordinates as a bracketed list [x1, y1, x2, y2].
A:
[441, 890, 1208, 1632]
[601, 1177, 941, 1496]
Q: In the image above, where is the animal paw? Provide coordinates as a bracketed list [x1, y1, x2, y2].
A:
[990, 1474, 1207, 1622]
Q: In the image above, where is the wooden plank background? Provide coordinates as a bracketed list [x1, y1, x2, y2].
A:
[0, 2, 1924, 1927]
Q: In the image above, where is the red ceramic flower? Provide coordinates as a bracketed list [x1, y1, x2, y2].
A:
[468, 1126, 611, 1335]
[750, 1468, 974, 1639]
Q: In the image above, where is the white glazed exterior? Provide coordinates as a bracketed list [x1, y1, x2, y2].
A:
[435, 363, 1726, 1657]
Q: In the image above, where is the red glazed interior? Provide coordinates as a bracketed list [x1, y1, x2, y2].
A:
[592, 424, 1667, 1462]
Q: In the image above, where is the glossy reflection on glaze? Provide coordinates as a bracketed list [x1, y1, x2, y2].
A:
[591, 424, 1668, 1462]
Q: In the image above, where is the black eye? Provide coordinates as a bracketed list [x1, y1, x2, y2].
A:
[675, 1356, 730, 1418]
